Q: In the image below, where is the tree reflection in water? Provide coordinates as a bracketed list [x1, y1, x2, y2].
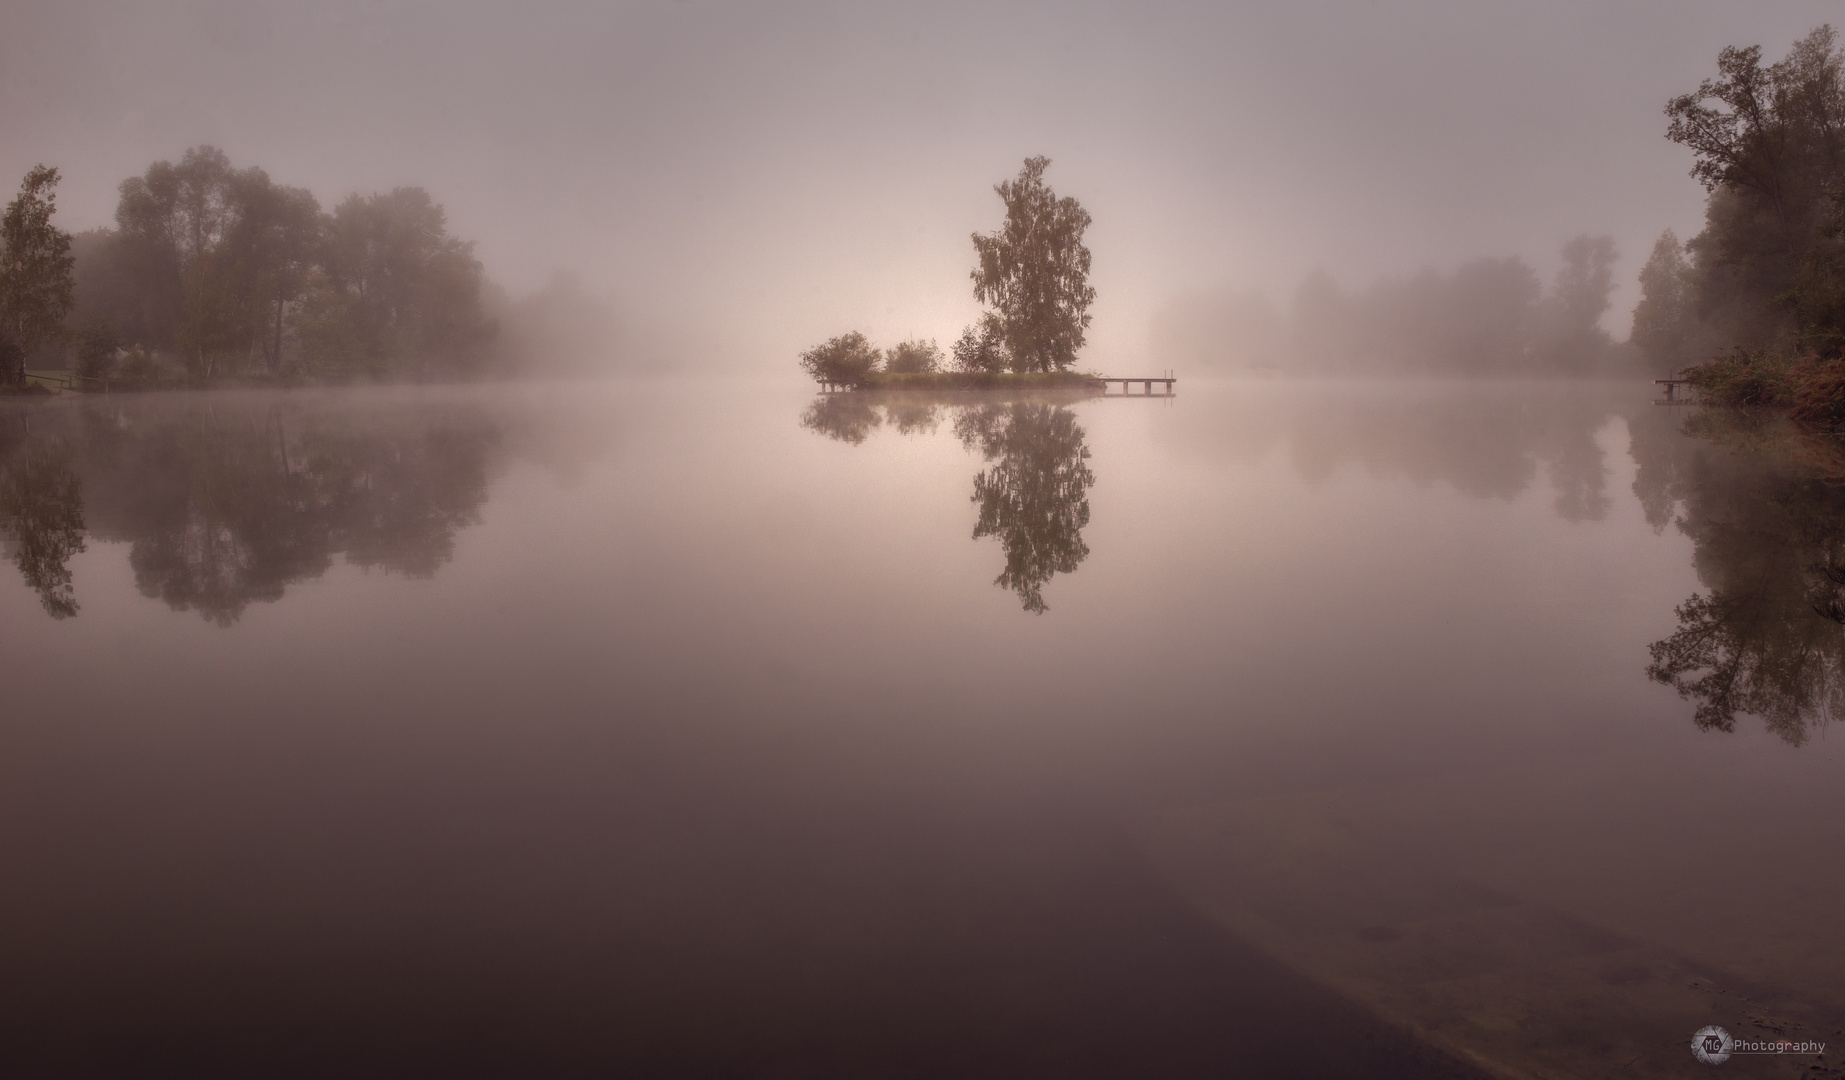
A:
[802, 393, 1095, 612]
[120, 413, 334, 623]
[0, 401, 498, 625]
[0, 431, 86, 618]
[799, 393, 882, 445]
[957, 403, 1094, 613]
[1636, 408, 1845, 745]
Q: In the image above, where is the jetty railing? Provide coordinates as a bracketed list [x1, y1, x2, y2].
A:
[1086, 375, 1177, 396]
[21, 371, 113, 393]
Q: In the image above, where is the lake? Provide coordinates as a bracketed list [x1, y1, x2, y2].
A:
[1, 379, 1839, 1078]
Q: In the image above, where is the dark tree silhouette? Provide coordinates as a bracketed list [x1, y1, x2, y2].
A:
[1660, 27, 1845, 355]
[797, 332, 881, 389]
[0, 166, 75, 384]
[971, 158, 1095, 373]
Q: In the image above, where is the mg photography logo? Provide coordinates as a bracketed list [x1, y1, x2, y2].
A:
[1692, 1026, 1732, 1065]
[1691, 1025, 1826, 1066]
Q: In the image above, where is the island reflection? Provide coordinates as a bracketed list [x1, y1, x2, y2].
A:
[0, 398, 499, 624]
[802, 391, 1094, 612]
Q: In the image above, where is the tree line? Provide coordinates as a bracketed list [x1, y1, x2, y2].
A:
[1154, 235, 1628, 376]
[1634, 25, 1845, 384]
[0, 146, 499, 388]
[1160, 26, 1845, 381]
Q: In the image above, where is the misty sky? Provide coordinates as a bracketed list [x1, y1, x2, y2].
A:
[5, 1, 1839, 369]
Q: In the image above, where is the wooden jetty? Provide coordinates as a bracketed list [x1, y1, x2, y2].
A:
[22, 371, 111, 394]
[1655, 378, 1693, 402]
[1087, 375, 1177, 397]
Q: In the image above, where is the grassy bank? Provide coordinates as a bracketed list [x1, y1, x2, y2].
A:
[1683, 349, 1845, 428]
[857, 370, 1098, 391]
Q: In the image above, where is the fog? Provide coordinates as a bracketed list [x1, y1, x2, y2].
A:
[7, 0, 1840, 371]
[13, 8, 1845, 1073]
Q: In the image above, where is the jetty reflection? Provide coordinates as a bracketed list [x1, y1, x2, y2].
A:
[802, 391, 1095, 612]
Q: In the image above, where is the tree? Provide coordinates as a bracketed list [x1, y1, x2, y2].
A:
[109, 153, 487, 381]
[1534, 234, 1619, 372]
[796, 331, 881, 388]
[1666, 27, 1845, 251]
[950, 314, 1009, 373]
[1632, 230, 1696, 369]
[72, 318, 120, 381]
[884, 338, 941, 374]
[1551, 236, 1619, 337]
[301, 187, 494, 378]
[0, 166, 75, 385]
[113, 146, 259, 377]
[1436, 257, 1543, 372]
[114, 147, 241, 376]
[1665, 27, 1845, 351]
[223, 171, 320, 373]
[971, 157, 1096, 372]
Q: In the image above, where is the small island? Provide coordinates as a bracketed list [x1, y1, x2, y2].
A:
[797, 157, 1170, 396]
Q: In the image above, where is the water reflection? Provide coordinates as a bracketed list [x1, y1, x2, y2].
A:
[958, 404, 1095, 613]
[798, 393, 882, 445]
[1634, 408, 1845, 745]
[1157, 381, 1619, 522]
[0, 431, 86, 618]
[0, 399, 499, 624]
[885, 400, 942, 436]
[802, 393, 1095, 611]
[8, 380, 1845, 1073]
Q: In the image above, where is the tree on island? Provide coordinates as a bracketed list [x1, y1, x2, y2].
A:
[970, 156, 1095, 373]
[794, 156, 1093, 383]
[798, 331, 881, 388]
[884, 338, 941, 374]
[0, 166, 75, 385]
[950, 313, 1010, 373]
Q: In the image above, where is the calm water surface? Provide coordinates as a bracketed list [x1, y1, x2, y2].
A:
[1, 379, 1840, 1078]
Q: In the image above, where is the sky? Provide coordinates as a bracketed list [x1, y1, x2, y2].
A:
[4, 0, 1840, 370]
